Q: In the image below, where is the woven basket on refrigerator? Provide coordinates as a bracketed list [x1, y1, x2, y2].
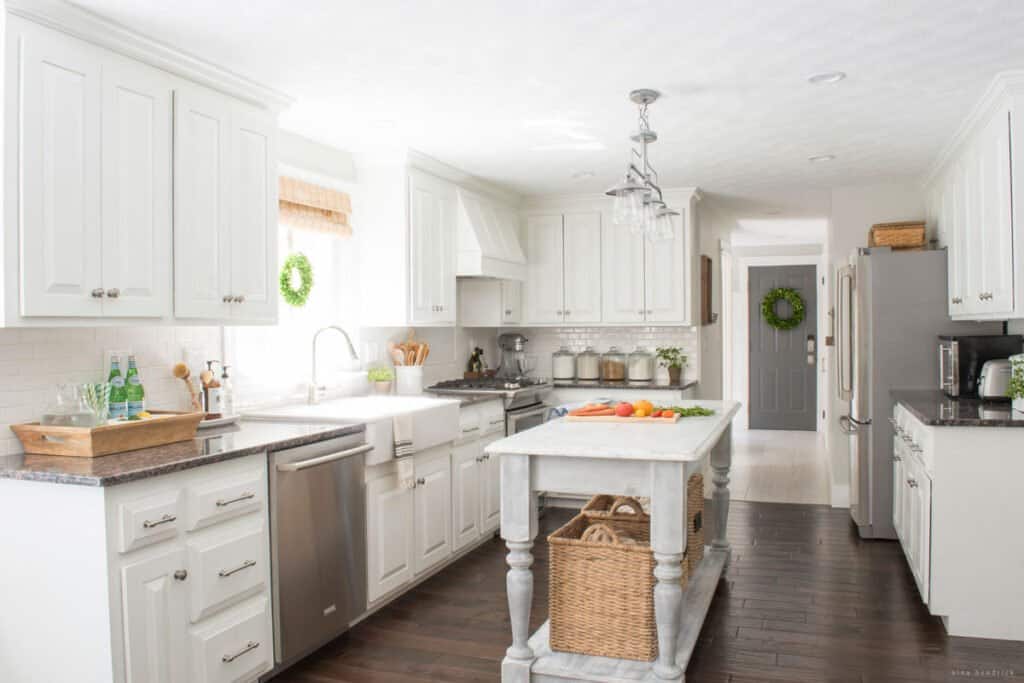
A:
[548, 512, 687, 661]
[868, 221, 926, 249]
[687, 474, 705, 574]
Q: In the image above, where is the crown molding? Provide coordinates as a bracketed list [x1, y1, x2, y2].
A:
[7, 0, 294, 111]
[922, 70, 1024, 188]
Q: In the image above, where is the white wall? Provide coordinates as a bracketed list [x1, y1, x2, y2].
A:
[825, 180, 926, 507]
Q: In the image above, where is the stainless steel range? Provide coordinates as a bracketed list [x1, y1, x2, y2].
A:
[426, 377, 553, 435]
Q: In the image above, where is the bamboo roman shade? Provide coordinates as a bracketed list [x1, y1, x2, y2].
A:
[278, 176, 352, 237]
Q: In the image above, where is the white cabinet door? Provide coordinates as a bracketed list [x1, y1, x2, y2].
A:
[975, 108, 1014, 315]
[409, 170, 457, 324]
[100, 57, 172, 318]
[525, 215, 565, 324]
[17, 25, 103, 317]
[121, 548, 188, 683]
[451, 442, 482, 552]
[413, 449, 452, 575]
[562, 212, 602, 323]
[916, 469, 932, 604]
[478, 439, 501, 535]
[502, 280, 522, 325]
[173, 88, 231, 319]
[601, 216, 645, 324]
[942, 170, 965, 316]
[228, 107, 277, 322]
[644, 209, 688, 323]
[366, 474, 415, 603]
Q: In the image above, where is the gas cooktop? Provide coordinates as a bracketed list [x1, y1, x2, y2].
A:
[429, 377, 549, 392]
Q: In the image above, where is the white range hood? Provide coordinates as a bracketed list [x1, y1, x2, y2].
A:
[456, 188, 526, 281]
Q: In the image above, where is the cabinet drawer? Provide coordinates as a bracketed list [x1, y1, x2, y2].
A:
[457, 405, 481, 442]
[185, 469, 264, 531]
[189, 598, 272, 683]
[480, 402, 506, 436]
[119, 490, 182, 553]
[187, 527, 267, 623]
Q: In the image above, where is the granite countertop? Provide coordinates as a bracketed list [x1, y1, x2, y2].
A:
[552, 379, 698, 392]
[486, 400, 739, 462]
[891, 389, 1024, 427]
[0, 419, 365, 487]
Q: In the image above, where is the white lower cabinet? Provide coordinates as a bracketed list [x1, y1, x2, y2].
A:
[188, 598, 273, 683]
[452, 442, 483, 552]
[121, 548, 189, 683]
[366, 473, 415, 603]
[479, 433, 502, 534]
[412, 449, 453, 574]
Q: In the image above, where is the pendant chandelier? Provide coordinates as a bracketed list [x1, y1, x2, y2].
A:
[605, 89, 679, 241]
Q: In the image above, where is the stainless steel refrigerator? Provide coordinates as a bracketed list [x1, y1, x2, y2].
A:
[835, 248, 1000, 539]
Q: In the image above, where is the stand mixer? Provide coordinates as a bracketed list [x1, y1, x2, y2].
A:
[496, 333, 531, 379]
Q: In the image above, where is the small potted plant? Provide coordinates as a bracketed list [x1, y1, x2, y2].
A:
[367, 366, 395, 395]
[1010, 354, 1024, 414]
[656, 347, 688, 385]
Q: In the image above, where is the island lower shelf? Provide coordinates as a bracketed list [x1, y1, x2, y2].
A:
[527, 547, 728, 682]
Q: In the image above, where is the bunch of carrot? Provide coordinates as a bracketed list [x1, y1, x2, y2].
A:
[568, 403, 615, 417]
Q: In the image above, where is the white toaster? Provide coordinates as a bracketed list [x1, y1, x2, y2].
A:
[978, 359, 1012, 400]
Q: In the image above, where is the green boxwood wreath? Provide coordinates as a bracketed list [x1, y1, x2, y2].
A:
[279, 253, 314, 307]
[761, 287, 805, 330]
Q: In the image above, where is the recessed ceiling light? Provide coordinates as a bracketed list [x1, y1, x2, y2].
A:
[807, 71, 846, 85]
[571, 170, 595, 181]
[808, 154, 836, 163]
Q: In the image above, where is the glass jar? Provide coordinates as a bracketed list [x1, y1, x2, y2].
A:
[552, 346, 576, 380]
[601, 346, 627, 382]
[576, 346, 601, 380]
[627, 346, 655, 383]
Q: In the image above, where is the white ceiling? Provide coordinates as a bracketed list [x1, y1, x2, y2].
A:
[72, 0, 1024, 199]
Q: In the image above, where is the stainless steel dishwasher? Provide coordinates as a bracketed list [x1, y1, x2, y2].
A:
[269, 430, 370, 668]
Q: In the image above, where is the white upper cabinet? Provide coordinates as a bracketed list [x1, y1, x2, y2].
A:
[172, 89, 231, 320]
[101, 58, 172, 318]
[524, 214, 566, 324]
[601, 216, 645, 324]
[562, 212, 602, 323]
[3, 10, 285, 326]
[14, 21, 104, 318]
[174, 90, 277, 323]
[929, 74, 1024, 321]
[409, 169, 457, 324]
[644, 208, 688, 323]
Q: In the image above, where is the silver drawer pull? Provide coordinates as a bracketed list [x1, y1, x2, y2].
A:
[142, 513, 176, 529]
[218, 559, 256, 578]
[489, 419, 505, 425]
[461, 426, 480, 434]
[909, 444, 923, 453]
[907, 478, 918, 488]
[222, 640, 259, 663]
[892, 455, 902, 462]
[216, 492, 256, 508]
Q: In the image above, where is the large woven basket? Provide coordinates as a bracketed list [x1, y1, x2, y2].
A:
[868, 221, 926, 250]
[687, 474, 705, 574]
[548, 512, 687, 661]
[582, 494, 649, 518]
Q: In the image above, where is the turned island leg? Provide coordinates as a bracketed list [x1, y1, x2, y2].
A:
[711, 425, 733, 555]
[501, 453, 538, 683]
[650, 461, 686, 680]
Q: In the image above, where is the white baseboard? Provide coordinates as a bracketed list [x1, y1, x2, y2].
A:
[830, 483, 850, 509]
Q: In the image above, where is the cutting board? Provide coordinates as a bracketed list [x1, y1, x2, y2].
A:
[565, 414, 680, 423]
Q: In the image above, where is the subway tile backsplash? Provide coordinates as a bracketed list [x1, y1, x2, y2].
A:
[503, 326, 700, 383]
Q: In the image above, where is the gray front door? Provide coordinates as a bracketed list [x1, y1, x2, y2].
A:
[748, 265, 817, 430]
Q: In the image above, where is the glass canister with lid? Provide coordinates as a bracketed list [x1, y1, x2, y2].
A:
[552, 346, 576, 380]
[601, 346, 627, 382]
[576, 346, 601, 381]
[627, 346, 655, 383]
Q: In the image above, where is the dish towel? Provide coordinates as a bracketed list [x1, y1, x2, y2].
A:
[393, 414, 414, 459]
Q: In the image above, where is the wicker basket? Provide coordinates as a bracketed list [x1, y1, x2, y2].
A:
[548, 512, 687, 661]
[687, 474, 705, 574]
[868, 221, 926, 250]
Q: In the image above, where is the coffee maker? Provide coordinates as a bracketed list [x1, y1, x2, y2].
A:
[496, 333, 530, 379]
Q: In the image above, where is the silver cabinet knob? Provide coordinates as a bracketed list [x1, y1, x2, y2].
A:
[173, 569, 188, 581]
[234, 295, 245, 304]
[223, 295, 233, 303]
[106, 288, 120, 299]
[645, 309, 653, 315]
[415, 477, 426, 486]
[91, 288, 105, 298]
[951, 297, 962, 304]
[907, 478, 919, 488]
[504, 309, 513, 316]
[893, 454, 902, 462]
[638, 310, 645, 316]
[564, 310, 571, 316]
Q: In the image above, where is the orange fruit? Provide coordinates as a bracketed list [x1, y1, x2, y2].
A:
[632, 399, 654, 415]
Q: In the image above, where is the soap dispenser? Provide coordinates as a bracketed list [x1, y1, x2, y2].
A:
[220, 365, 234, 416]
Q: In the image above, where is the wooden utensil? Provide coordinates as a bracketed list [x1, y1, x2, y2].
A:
[172, 362, 203, 411]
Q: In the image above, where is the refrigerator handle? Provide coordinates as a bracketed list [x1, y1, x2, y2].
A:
[836, 266, 854, 401]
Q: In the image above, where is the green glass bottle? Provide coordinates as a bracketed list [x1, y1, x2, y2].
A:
[108, 356, 128, 419]
[125, 355, 145, 417]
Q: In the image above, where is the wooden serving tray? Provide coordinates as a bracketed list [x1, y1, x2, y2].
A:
[565, 414, 680, 423]
[11, 410, 205, 458]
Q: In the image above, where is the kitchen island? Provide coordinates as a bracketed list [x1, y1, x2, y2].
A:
[486, 400, 740, 683]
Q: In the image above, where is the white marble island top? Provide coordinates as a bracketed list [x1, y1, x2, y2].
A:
[486, 400, 740, 462]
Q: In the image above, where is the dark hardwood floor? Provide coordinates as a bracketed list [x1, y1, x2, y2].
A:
[272, 501, 1024, 682]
